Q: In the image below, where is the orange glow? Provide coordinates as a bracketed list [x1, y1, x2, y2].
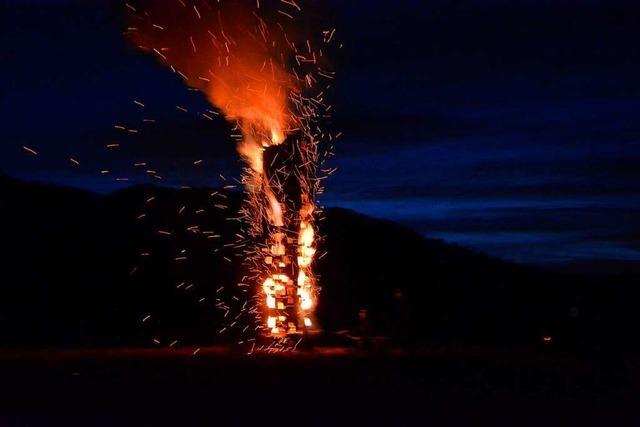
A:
[128, 0, 297, 227]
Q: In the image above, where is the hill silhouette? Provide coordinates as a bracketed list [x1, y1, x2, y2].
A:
[2, 172, 638, 352]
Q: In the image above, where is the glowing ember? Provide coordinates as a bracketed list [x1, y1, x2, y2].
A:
[126, 0, 336, 341]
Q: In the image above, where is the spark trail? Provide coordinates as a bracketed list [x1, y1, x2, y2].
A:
[126, 0, 337, 343]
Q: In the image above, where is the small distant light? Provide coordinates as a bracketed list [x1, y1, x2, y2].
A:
[542, 335, 552, 343]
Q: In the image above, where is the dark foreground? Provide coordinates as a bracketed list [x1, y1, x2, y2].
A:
[0, 347, 637, 426]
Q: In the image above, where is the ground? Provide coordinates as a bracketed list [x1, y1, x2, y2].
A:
[0, 346, 637, 426]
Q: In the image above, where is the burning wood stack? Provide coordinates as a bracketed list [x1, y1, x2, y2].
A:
[260, 139, 316, 336]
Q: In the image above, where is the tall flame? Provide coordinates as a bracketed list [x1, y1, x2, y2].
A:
[126, 0, 332, 342]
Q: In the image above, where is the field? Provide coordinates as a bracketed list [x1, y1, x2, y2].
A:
[0, 346, 637, 426]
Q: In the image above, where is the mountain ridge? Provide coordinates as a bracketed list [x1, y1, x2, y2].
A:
[1, 172, 637, 351]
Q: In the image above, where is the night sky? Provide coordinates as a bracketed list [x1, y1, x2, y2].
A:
[2, 0, 640, 266]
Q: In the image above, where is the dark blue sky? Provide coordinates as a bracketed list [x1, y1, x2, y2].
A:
[2, 0, 640, 265]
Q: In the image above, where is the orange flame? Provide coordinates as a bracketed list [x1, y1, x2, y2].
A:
[126, 0, 328, 340]
[127, 0, 298, 225]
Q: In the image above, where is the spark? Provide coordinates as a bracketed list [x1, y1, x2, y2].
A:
[22, 146, 38, 155]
